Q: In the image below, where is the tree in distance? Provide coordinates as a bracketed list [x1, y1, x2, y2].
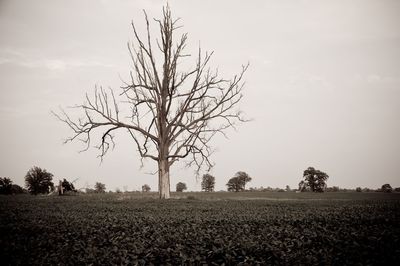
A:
[61, 178, 77, 192]
[201, 174, 215, 192]
[298, 167, 329, 193]
[11, 184, 25, 194]
[226, 171, 252, 192]
[356, 187, 362, 192]
[0, 177, 25, 195]
[142, 184, 151, 192]
[0, 177, 13, 195]
[94, 182, 106, 193]
[381, 184, 392, 193]
[53, 6, 248, 199]
[25, 166, 54, 195]
[176, 182, 187, 192]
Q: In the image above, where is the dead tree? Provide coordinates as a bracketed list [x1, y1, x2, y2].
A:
[53, 6, 248, 199]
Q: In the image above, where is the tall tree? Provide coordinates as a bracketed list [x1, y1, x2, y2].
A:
[53, 6, 248, 199]
[201, 173, 215, 192]
[25, 166, 54, 195]
[300, 167, 329, 193]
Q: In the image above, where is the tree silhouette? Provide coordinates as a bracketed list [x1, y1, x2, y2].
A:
[176, 182, 187, 192]
[94, 182, 106, 193]
[25, 166, 54, 195]
[0, 177, 13, 195]
[53, 6, 248, 199]
[201, 174, 215, 192]
[299, 167, 329, 193]
[381, 184, 392, 193]
[142, 184, 151, 192]
[226, 171, 251, 192]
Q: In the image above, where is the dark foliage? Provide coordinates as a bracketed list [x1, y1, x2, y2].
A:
[142, 184, 151, 192]
[356, 187, 362, 192]
[381, 184, 392, 193]
[94, 182, 106, 193]
[12, 184, 25, 194]
[0, 195, 399, 265]
[61, 179, 77, 193]
[0, 177, 13, 195]
[24, 167, 54, 195]
[299, 167, 329, 192]
[226, 171, 252, 192]
[176, 182, 187, 192]
[201, 174, 215, 192]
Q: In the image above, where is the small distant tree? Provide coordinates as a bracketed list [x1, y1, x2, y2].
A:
[394, 187, 400, 192]
[11, 184, 25, 194]
[299, 167, 329, 193]
[226, 171, 252, 192]
[142, 184, 151, 192]
[227, 177, 242, 192]
[0, 177, 13, 195]
[176, 182, 187, 192]
[356, 187, 362, 192]
[85, 188, 95, 193]
[325, 186, 340, 192]
[286, 185, 291, 192]
[94, 182, 106, 193]
[25, 166, 54, 195]
[381, 184, 392, 193]
[201, 174, 215, 192]
[62, 179, 77, 192]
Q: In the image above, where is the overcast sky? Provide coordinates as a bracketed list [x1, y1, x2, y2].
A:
[1, 0, 399, 191]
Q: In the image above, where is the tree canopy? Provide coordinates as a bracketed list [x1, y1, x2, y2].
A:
[25, 167, 54, 195]
[299, 167, 329, 193]
[201, 174, 215, 192]
[176, 182, 187, 192]
[226, 171, 252, 192]
[94, 182, 106, 193]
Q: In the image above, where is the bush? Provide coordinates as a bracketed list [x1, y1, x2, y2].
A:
[0, 177, 13, 195]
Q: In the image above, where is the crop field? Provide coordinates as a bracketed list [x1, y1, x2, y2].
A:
[1, 192, 399, 265]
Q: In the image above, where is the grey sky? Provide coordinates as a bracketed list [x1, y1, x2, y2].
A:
[0, 0, 399, 191]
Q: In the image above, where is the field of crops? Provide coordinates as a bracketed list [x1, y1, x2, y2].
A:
[1, 192, 399, 265]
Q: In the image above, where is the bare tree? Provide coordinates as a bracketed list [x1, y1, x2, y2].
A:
[54, 6, 248, 199]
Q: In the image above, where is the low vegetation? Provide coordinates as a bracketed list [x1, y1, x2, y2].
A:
[1, 192, 399, 265]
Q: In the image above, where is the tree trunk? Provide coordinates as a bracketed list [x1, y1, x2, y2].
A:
[158, 159, 170, 199]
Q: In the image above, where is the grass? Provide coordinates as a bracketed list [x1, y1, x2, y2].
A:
[1, 192, 399, 265]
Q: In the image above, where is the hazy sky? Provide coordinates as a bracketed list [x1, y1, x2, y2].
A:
[1, 0, 399, 191]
